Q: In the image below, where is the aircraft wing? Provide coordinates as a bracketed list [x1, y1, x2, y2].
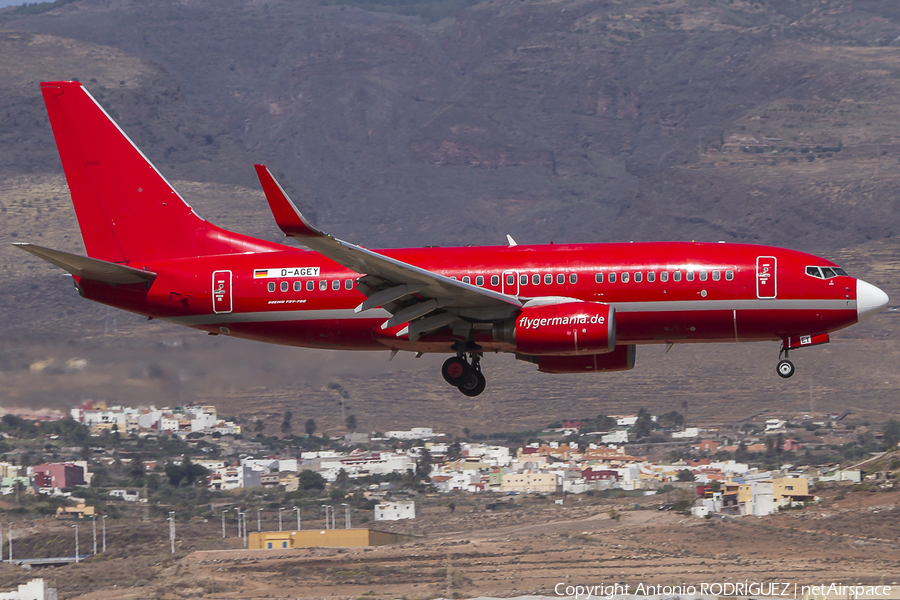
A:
[254, 165, 521, 339]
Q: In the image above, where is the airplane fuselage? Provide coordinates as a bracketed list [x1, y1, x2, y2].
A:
[76, 241, 860, 354]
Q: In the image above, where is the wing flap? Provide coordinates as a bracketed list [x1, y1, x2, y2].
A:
[14, 243, 157, 284]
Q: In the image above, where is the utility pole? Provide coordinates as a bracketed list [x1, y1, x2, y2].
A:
[73, 524, 79, 564]
[222, 511, 227, 538]
[293, 506, 301, 531]
[278, 508, 285, 532]
[92, 515, 97, 555]
[257, 508, 262, 533]
[341, 503, 350, 529]
[168, 511, 175, 554]
[234, 508, 241, 539]
[7, 523, 11, 563]
[102, 515, 107, 553]
[242, 513, 248, 547]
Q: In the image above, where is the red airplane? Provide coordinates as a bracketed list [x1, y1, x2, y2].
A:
[18, 81, 890, 396]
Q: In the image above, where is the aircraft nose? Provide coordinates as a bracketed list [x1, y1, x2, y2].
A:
[857, 279, 889, 322]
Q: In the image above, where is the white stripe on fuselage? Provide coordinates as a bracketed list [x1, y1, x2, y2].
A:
[161, 297, 853, 327]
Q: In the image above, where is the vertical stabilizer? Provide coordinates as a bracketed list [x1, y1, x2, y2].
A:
[40, 81, 285, 262]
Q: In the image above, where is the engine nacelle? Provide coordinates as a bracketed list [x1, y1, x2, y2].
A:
[494, 301, 615, 355]
[518, 344, 636, 374]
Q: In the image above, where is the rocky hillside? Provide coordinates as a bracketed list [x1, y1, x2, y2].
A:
[3, 0, 900, 251]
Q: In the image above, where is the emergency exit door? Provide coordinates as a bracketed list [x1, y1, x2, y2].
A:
[756, 256, 776, 299]
[212, 270, 232, 313]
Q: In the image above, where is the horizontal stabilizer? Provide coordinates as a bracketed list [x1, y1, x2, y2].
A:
[13, 243, 157, 284]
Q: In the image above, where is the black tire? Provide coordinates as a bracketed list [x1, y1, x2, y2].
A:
[458, 370, 486, 397]
[776, 359, 795, 379]
[441, 356, 471, 386]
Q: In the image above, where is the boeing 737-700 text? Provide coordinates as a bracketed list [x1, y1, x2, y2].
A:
[16, 81, 890, 396]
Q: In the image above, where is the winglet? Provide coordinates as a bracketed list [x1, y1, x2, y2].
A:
[506, 234, 518, 247]
[254, 164, 324, 238]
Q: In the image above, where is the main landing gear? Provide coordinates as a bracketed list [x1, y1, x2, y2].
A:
[776, 345, 795, 379]
[442, 346, 486, 397]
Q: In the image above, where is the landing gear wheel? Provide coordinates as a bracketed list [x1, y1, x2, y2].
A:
[776, 359, 795, 379]
[458, 370, 486, 397]
[442, 357, 471, 386]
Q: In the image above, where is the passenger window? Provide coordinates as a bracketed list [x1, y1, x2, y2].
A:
[280, 281, 289, 292]
[319, 280, 327, 291]
[699, 271, 707, 282]
[686, 271, 695, 282]
[648, 272, 655, 282]
[267, 282, 276, 293]
[595, 273, 603, 284]
[306, 280, 314, 291]
[491, 275, 500, 286]
[673, 271, 682, 282]
[520, 274, 528, 285]
[345, 279, 353, 290]
[660, 271, 668, 282]
[569, 273, 577, 284]
[463, 276, 471, 284]
[533, 274, 540, 285]
[557, 274, 565, 285]
[634, 272, 642, 283]
[476, 276, 484, 286]
[293, 281, 302, 292]
[545, 274, 552, 285]
[712, 270, 720, 281]
[609, 273, 617, 283]
[725, 270, 734, 281]
[332, 280, 340, 290]
[506, 274, 515, 286]
[621, 272, 630, 283]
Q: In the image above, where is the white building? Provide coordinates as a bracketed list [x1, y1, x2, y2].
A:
[0, 579, 57, 600]
[374, 501, 416, 521]
[384, 427, 436, 440]
[671, 427, 700, 439]
[601, 430, 629, 444]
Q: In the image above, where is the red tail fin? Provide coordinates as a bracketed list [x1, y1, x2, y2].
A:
[40, 81, 286, 262]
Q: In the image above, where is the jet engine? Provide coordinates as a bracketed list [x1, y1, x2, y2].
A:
[493, 301, 615, 355]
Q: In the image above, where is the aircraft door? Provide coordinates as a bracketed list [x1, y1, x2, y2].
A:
[756, 256, 777, 299]
[502, 270, 519, 296]
[212, 270, 233, 314]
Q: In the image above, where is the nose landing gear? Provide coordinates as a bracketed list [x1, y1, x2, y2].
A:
[776, 345, 795, 379]
[441, 346, 487, 396]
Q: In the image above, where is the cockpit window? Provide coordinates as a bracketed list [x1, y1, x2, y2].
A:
[806, 266, 847, 280]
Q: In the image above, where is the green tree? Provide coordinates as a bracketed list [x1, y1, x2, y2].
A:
[676, 469, 695, 482]
[633, 408, 653, 438]
[735, 441, 749, 462]
[298, 469, 326, 491]
[345, 414, 357, 432]
[446, 440, 462, 461]
[128, 456, 145, 479]
[281, 411, 293, 436]
[415, 448, 433, 481]
[883, 419, 900, 448]
[254, 419, 265, 435]
[305, 419, 317, 436]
